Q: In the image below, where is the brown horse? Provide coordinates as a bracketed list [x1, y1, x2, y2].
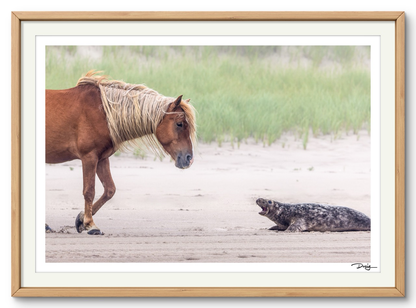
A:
[46, 71, 196, 235]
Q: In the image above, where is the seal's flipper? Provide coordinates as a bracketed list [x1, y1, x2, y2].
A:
[285, 219, 307, 232]
[269, 225, 286, 231]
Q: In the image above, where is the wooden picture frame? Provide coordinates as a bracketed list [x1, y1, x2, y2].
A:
[11, 11, 405, 297]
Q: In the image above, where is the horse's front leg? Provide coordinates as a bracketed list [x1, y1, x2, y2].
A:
[92, 158, 116, 216]
[75, 154, 103, 235]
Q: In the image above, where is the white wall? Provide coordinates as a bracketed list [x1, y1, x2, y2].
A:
[1, 0, 414, 306]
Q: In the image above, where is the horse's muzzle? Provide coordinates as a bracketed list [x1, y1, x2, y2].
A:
[176, 153, 193, 169]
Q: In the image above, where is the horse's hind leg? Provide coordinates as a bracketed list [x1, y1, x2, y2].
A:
[92, 158, 116, 216]
[75, 154, 103, 235]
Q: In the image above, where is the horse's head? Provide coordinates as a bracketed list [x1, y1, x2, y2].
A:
[156, 95, 195, 169]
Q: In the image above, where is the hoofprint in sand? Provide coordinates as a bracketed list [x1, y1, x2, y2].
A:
[45, 131, 371, 263]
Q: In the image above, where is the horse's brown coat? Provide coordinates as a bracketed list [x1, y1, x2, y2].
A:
[46, 85, 114, 163]
[46, 74, 195, 234]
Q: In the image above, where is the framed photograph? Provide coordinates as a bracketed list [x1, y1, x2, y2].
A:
[11, 11, 405, 297]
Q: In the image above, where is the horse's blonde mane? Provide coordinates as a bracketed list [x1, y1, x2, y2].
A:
[76, 70, 196, 156]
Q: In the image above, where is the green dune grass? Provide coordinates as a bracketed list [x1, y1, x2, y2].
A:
[46, 46, 370, 148]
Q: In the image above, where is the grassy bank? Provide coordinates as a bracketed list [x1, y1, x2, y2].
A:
[46, 46, 370, 148]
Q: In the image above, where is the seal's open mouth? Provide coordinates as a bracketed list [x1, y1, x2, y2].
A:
[256, 198, 270, 215]
[258, 205, 269, 216]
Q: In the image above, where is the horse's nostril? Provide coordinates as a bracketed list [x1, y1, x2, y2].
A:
[186, 154, 192, 163]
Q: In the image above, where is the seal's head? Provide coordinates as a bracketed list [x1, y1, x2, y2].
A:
[256, 198, 275, 216]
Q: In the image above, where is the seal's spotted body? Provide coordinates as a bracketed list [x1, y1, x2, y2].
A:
[256, 198, 371, 232]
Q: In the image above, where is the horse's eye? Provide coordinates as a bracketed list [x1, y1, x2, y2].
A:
[176, 122, 183, 127]
[268, 200, 272, 205]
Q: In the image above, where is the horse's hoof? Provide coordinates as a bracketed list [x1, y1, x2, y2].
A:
[75, 211, 85, 233]
[75, 211, 103, 235]
[45, 223, 54, 233]
[87, 229, 104, 235]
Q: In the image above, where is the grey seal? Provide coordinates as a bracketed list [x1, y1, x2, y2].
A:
[256, 198, 371, 232]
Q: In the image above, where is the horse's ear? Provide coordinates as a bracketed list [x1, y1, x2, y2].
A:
[184, 98, 190, 103]
[168, 95, 183, 111]
[173, 95, 183, 108]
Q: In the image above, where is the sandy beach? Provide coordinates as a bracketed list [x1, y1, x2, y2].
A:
[45, 131, 371, 263]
